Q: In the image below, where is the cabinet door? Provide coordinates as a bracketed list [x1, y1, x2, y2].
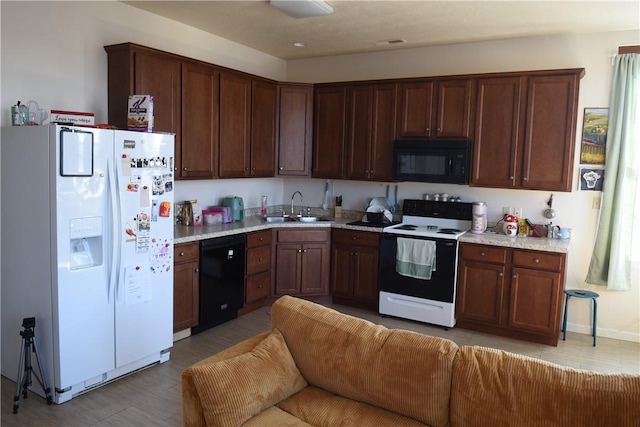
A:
[133, 51, 181, 136]
[508, 267, 562, 335]
[250, 80, 277, 177]
[300, 243, 328, 294]
[330, 244, 353, 297]
[352, 246, 379, 303]
[173, 261, 199, 332]
[397, 81, 434, 137]
[435, 79, 474, 138]
[274, 244, 301, 295]
[369, 84, 398, 181]
[313, 86, 347, 178]
[277, 84, 313, 176]
[456, 259, 507, 325]
[219, 72, 251, 177]
[521, 74, 579, 191]
[346, 86, 372, 180]
[181, 62, 219, 179]
[471, 77, 526, 188]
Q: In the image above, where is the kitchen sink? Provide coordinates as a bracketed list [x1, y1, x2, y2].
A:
[265, 216, 287, 223]
[264, 216, 332, 223]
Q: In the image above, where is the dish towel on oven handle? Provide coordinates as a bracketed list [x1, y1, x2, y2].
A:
[396, 237, 436, 280]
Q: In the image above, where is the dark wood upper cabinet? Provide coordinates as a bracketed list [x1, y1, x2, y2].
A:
[181, 62, 219, 179]
[313, 85, 347, 179]
[219, 71, 252, 178]
[397, 79, 474, 138]
[250, 79, 277, 177]
[346, 83, 397, 181]
[471, 70, 582, 191]
[277, 84, 313, 176]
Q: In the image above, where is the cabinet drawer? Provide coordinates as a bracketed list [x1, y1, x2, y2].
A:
[460, 244, 507, 264]
[332, 229, 379, 247]
[277, 229, 328, 243]
[247, 230, 272, 247]
[246, 271, 271, 303]
[174, 242, 199, 264]
[247, 245, 271, 275]
[513, 250, 564, 272]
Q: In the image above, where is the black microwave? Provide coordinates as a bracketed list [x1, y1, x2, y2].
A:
[392, 139, 471, 184]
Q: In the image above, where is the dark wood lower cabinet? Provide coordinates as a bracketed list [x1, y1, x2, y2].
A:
[274, 229, 329, 296]
[456, 242, 566, 346]
[330, 229, 380, 310]
[173, 242, 200, 332]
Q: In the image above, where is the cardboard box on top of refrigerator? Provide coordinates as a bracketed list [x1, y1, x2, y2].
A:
[127, 95, 154, 132]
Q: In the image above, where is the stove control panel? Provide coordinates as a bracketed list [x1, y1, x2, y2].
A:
[402, 199, 472, 220]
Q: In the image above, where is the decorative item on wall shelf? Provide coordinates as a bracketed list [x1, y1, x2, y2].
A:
[580, 108, 608, 165]
[579, 167, 605, 191]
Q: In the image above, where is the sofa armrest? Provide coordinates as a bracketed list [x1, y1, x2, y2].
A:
[182, 330, 271, 427]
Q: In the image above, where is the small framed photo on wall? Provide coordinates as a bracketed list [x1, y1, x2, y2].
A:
[579, 167, 605, 191]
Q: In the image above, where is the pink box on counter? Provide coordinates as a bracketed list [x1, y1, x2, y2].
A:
[207, 206, 232, 223]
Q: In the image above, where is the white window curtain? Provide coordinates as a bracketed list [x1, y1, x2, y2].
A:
[586, 53, 640, 291]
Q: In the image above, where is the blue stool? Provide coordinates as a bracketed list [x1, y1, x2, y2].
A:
[562, 289, 599, 346]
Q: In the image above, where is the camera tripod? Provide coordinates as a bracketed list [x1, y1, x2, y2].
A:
[13, 317, 52, 414]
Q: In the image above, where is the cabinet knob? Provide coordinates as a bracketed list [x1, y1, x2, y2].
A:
[509, 176, 514, 180]
[258, 257, 263, 262]
[523, 177, 529, 181]
[180, 252, 185, 256]
[534, 258, 540, 263]
[258, 284, 263, 289]
[298, 249, 302, 253]
[303, 249, 307, 253]
[426, 127, 431, 136]
[259, 237, 264, 241]
[436, 127, 441, 133]
[245, 167, 250, 171]
[279, 166, 284, 170]
[498, 272, 504, 277]
[183, 167, 188, 171]
[195, 268, 199, 273]
[352, 236, 357, 240]
[480, 252, 486, 256]
[513, 274, 517, 279]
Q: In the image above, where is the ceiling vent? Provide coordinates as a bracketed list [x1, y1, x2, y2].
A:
[373, 39, 407, 46]
[270, 0, 334, 18]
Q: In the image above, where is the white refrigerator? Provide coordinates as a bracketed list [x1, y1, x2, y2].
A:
[1, 124, 175, 403]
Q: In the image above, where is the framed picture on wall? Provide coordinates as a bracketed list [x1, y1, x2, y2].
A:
[580, 108, 608, 165]
[579, 167, 605, 191]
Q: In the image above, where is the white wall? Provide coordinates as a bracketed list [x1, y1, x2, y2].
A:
[1, 1, 638, 342]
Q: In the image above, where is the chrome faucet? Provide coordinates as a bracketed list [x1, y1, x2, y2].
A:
[291, 191, 303, 216]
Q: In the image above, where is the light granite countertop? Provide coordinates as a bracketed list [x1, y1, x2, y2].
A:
[174, 216, 390, 244]
[175, 215, 570, 253]
[459, 231, 570, 253]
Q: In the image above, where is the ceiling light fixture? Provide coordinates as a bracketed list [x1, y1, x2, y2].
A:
[270, 0, 333, 18]
[293, 42, 306, 48]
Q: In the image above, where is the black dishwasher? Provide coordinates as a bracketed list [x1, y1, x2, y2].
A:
[192, 234, 246, 334]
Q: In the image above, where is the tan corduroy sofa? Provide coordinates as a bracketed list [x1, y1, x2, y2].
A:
[182, 295, 640, 427]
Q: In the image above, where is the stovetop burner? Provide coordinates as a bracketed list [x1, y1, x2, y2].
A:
[396, 225, 417, 230]
[438, 228, 462, 235]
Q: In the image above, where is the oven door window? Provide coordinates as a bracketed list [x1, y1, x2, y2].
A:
[379, 234, 458, 303]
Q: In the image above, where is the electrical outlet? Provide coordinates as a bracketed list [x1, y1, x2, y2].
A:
[503, 207, 511, 215]
[592, 197, 601, 209]
[513, 207, 523, 218]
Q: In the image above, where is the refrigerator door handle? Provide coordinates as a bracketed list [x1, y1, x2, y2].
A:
[107, 158, 121, 304]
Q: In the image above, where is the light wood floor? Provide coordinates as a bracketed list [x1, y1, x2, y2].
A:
[2, 302, 639, 426]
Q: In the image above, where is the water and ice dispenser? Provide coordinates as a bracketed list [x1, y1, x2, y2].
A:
[69, 217, 103, 270]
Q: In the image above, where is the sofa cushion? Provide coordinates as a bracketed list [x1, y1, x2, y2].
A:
[270, 296, 459, 427]
[450, 345, 640, 427]
[189, 328, 307, 427]
[242, 406, 314, 427]
[277, 385, 429, 427]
